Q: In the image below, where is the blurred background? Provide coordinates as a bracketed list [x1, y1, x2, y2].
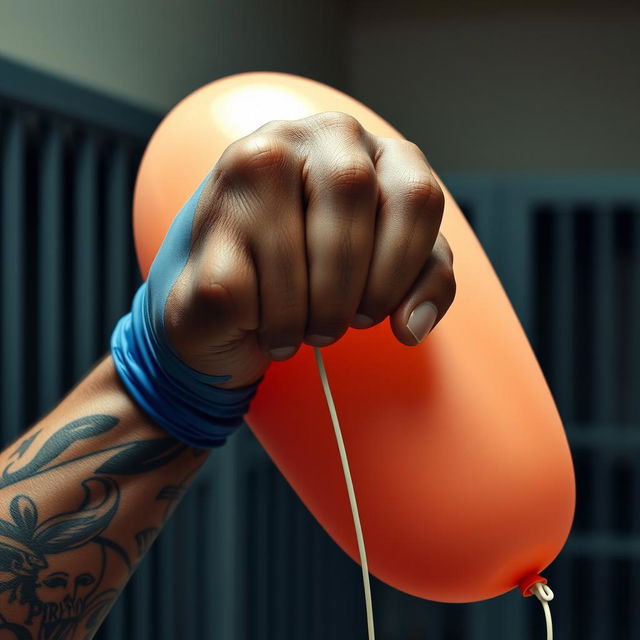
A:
[0, 0, 639, 638]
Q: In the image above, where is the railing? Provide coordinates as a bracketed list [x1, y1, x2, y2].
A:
[1, 55, 640, 639]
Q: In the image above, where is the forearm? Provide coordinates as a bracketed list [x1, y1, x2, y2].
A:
[0, 354, 210, 639]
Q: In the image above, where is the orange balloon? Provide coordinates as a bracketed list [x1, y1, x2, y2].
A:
[133, 72, 575, 603]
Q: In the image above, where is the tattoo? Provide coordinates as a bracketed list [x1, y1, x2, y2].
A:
[95, 437, 186, 476]
[10, 432, 41, 461]
[1, 416, 119, 489]
[0, 414, 195, 639]
[155, 464, 201, 526]
[131, 462, 204, 562]
[0, 481, 119, 638]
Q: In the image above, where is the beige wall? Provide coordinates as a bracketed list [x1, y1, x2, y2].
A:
[0, 0, 349, 112]
[348, 3, 640, 170]
[1, 1, 638, 170]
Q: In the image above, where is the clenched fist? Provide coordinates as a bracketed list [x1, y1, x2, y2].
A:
[164, 112, 456, 389]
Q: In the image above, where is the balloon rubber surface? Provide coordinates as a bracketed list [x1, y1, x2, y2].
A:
[133, 72, 575, 603]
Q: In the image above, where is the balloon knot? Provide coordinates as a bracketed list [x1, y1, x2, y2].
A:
[519, 573, 548, 598]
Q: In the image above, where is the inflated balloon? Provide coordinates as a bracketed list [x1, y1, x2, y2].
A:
[133, 72, 575, 603]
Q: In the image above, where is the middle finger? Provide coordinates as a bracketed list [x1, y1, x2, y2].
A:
[302, 122, 379, 346]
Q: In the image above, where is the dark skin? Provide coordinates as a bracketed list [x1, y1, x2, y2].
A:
[0, 111, 455, 638]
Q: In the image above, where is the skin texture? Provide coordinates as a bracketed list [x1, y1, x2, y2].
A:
[0, 112, 455, 638]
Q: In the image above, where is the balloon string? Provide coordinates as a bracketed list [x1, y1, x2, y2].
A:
[313, 344, 553, 640]
[314, 347, 376, 640]
[532, 582, 554, 640]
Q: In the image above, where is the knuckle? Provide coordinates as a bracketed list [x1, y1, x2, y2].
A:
[439, 263, 457, 303]
[218, 134, 292, 182]
[402, 175, 445, 215]
[192, 274, 228, 309]
[257, 118, 287, 133]
[260, 118, 306, 144]
[403, 139, 428, 161]
[315, 111, 364, 137]
[433, 233, 454, 266]
[328, 158, 377, 193]
[442, 239, 455, 266]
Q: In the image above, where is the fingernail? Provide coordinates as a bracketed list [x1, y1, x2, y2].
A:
[407, 302, 438, 344]
[352, 313, 374, 329]
[269, 346, 297, 360]
[304, 334, 336, 347]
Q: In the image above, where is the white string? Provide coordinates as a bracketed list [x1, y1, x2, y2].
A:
[531, 582, 554, 640]
[314, 347, 376, 640]
[313, 346, 554, 640]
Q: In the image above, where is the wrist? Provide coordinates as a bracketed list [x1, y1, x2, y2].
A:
[110, 282, 262, 448]
[83, 354, 205, 448]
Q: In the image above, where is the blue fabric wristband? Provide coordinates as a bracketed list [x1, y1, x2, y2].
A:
[111, 176, 263, 448]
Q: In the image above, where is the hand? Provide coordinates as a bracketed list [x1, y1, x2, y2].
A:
[163, 111, 456, 389]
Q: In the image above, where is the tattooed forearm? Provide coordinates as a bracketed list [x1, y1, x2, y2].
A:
[0, 480, 119, 631]
[1, 416, 189, 489]
[0, 355, 211, 640]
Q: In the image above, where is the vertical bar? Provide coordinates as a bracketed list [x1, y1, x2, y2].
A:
[325, 537, 341, 638]
[376, 580, 402, 639]
[589, 555, 611, 640]
[506, 590, 529, 640]
[590, 208, 614, 638]
[1, 110, 25, 445]
[273, 471, 290, 639]
[551, 206, 575, 420]
[625, 210, 640, 638]
[37, 122, 63, 415]
[467, 599, 491, 640]
[101, 588, 125, 639]
[310, 509, 324, 640]
[423, 600, 444, 639]
[194, 482, 210, 640]
[293, 498, 309, 639]
[471, 594, 516, 640]
[211, 440, 240, 639]
[72, 133, 98, 381]
[234, 434, 253, 640]
[246, 464, 257, 640]
[630, 209, 640, 424]
[347, 549, 364, 640]
[593, 208, 615, 422]
[631, 558, 640, 638]
[551, 551, 573, 639]
[104, 143, 129, 336]
[590, 537, 612, 638]
[181, 492, 198, 639]
[131, 548, 152, 640]
[499, 196, 534, 337]
[255, 464, 272, 640]
[157, 520, 177, 640]
[201, 456, 219, 638]
[472, 178, 500, 267]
